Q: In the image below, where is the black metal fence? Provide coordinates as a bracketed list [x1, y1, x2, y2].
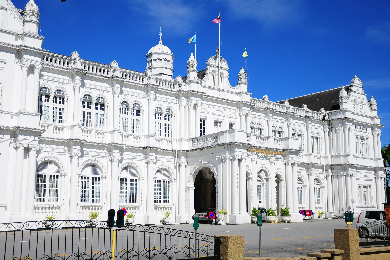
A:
[359, 220, 390, 247]
[0, 220, 215, 259]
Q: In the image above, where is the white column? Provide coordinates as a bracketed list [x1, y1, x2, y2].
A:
[19, 64, 28, 111]
[325, 128, 329, 155]
[146, 158, 155, 218]
[344, 127, 349, 154]
[231, 154, 239, 215]
[240, 111, 245, 130]
[73, 75, 81, 124]
[327, 170, 333, 213]
[377, 132, 382, 159]
[267, 118, 272, 137]
[345, 172, 352, 210]
[339, 173, 345, 212]
[31, 65, 41, 113]
[349, 127, 354, 155]
[25, 145, 37, 215]
[351, 173, 357, 211]
[222, 155, 230, 212]
[113, 84, 120, 130]
[376, 171, 382, 208]
[333, 173, 339, 213]
[69, 151, 80, 215]
[148, 92, 154, 135]
[239, 157, 246, 214]
[286, 162, 293, 210]
[307, 124, 311, 154]
[269, 161, 276, 210]
[110, 157, 119, 210]
[189, 103, 194, 138]
[12, 143, 24, 215]
[292, 163, 298, 213]
[309, 171, 315, 211]
[195, 103, 200, 137]
[180, 100, 185, 138]
[178, 158, 186, 216]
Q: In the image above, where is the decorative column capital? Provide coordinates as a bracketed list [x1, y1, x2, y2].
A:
[69, 150, 81, 159]
[13, 142, 24, 150]
[28, 144, 40, 151]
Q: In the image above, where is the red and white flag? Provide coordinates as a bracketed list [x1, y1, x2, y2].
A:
[212, 15, 221, 23]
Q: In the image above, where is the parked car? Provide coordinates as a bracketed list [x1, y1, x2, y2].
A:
[357, 209, 386, 238]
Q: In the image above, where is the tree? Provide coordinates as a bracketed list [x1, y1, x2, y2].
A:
[382, 143, 390, 202]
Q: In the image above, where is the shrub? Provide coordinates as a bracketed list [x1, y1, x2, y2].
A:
[45, 215, 55, 220]
[266, 208, 276, 216]
[89, 211, 99, 220]
[126, 212, 135, 219]
[280, 206, 290, 216]
[217, 209, 227, 215]
[163, 212, 170, 218]
[251, 207, 260, 216]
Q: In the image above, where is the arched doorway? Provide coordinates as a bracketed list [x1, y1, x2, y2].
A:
[194, 168, 216, 213]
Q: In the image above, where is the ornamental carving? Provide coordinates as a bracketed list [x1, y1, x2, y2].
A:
[37, 155, 65, 175]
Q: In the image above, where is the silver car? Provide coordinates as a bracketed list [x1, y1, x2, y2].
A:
[357, 209, 386, 238]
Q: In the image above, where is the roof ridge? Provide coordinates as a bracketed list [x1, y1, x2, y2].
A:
[279, 85, 347, 102]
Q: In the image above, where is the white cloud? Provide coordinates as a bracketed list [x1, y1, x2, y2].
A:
[366, 22, 390, 45]
[126, 0, 201, 36]
[363, 78, 390, 89]
[225, 0, 305, 27]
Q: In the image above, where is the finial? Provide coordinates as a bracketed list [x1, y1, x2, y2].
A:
[159, 27, 162, 43]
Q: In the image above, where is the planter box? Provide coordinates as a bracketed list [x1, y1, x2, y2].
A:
[266, 216, 277, 223]
[280, 216, 291, 223]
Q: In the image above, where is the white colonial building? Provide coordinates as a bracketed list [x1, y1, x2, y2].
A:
[0, 0, 385, 224]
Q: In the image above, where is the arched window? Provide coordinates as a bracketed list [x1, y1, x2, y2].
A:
[35, 161, 60, 203]
[131, 103, 141, 134]
[80, 165, 101, 204]
[297, 177, 303, 205]
[251, 122, 263, 136]
[154, 170, 170, 204]
[38, 87, 51, 123]
[155, 107, 163, 136]
[82, 94, 93, 127]
[314, 179, 321, 205]
[119, 167, 138, 204]
[95, 97, 105, 129]
[256, 176, 265, 206]
[53, 89, 65, 124]
[164, 108, 172, 137]
[119, 101, 129, 132]
[38, 87, 66, 124]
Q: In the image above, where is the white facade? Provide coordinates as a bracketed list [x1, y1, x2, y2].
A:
[0, 0, 385, 224]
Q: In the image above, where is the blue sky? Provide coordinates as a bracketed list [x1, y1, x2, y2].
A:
[14, 0, 390, 146]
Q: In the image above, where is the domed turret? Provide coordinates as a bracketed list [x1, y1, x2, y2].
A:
[145, 28, 174, 80]
[23, 0, 39, 35]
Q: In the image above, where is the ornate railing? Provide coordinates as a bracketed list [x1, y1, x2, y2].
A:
[0, 220, 215, 260]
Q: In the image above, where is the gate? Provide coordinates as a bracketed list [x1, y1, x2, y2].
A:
[0, 220, 215, 259]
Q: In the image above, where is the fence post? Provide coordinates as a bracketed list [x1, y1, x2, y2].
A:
[334, 228, 360, 260]
[214, 235, 244, 260]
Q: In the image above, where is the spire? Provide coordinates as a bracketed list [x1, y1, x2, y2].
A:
[159, 26, 162, 44]
[23, 0, 40, 35]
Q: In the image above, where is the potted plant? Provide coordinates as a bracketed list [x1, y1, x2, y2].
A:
[266, 208, 277, 223]
[217, 209, 227, 225]
[251, 207, 260, 223]
[161, 212, 171, 225]
[43, 215, 55, 228]
[317, 211, 324, 219]
[126, 212, 135, 225]
[89, 211, 99, 226]
[280, 206, 291, 223]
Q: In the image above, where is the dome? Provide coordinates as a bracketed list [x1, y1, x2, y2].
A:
[147, 40, 172, 55]
[350, 75, 362, 87]
[25, 0, 38, 12]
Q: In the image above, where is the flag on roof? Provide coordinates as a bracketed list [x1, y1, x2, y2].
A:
[212, 15, 221, 23]
[242, 49, 248, 58]
[188, 34, 196, 44]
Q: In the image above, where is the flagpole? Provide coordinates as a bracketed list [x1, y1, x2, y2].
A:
[195, 32, 197, 61]
[218, 11, 221, 88]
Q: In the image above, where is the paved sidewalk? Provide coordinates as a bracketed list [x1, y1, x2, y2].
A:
[174, 218, 348, 258]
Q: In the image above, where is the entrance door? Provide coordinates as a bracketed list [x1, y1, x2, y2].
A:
[194, 168, 216, 213]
